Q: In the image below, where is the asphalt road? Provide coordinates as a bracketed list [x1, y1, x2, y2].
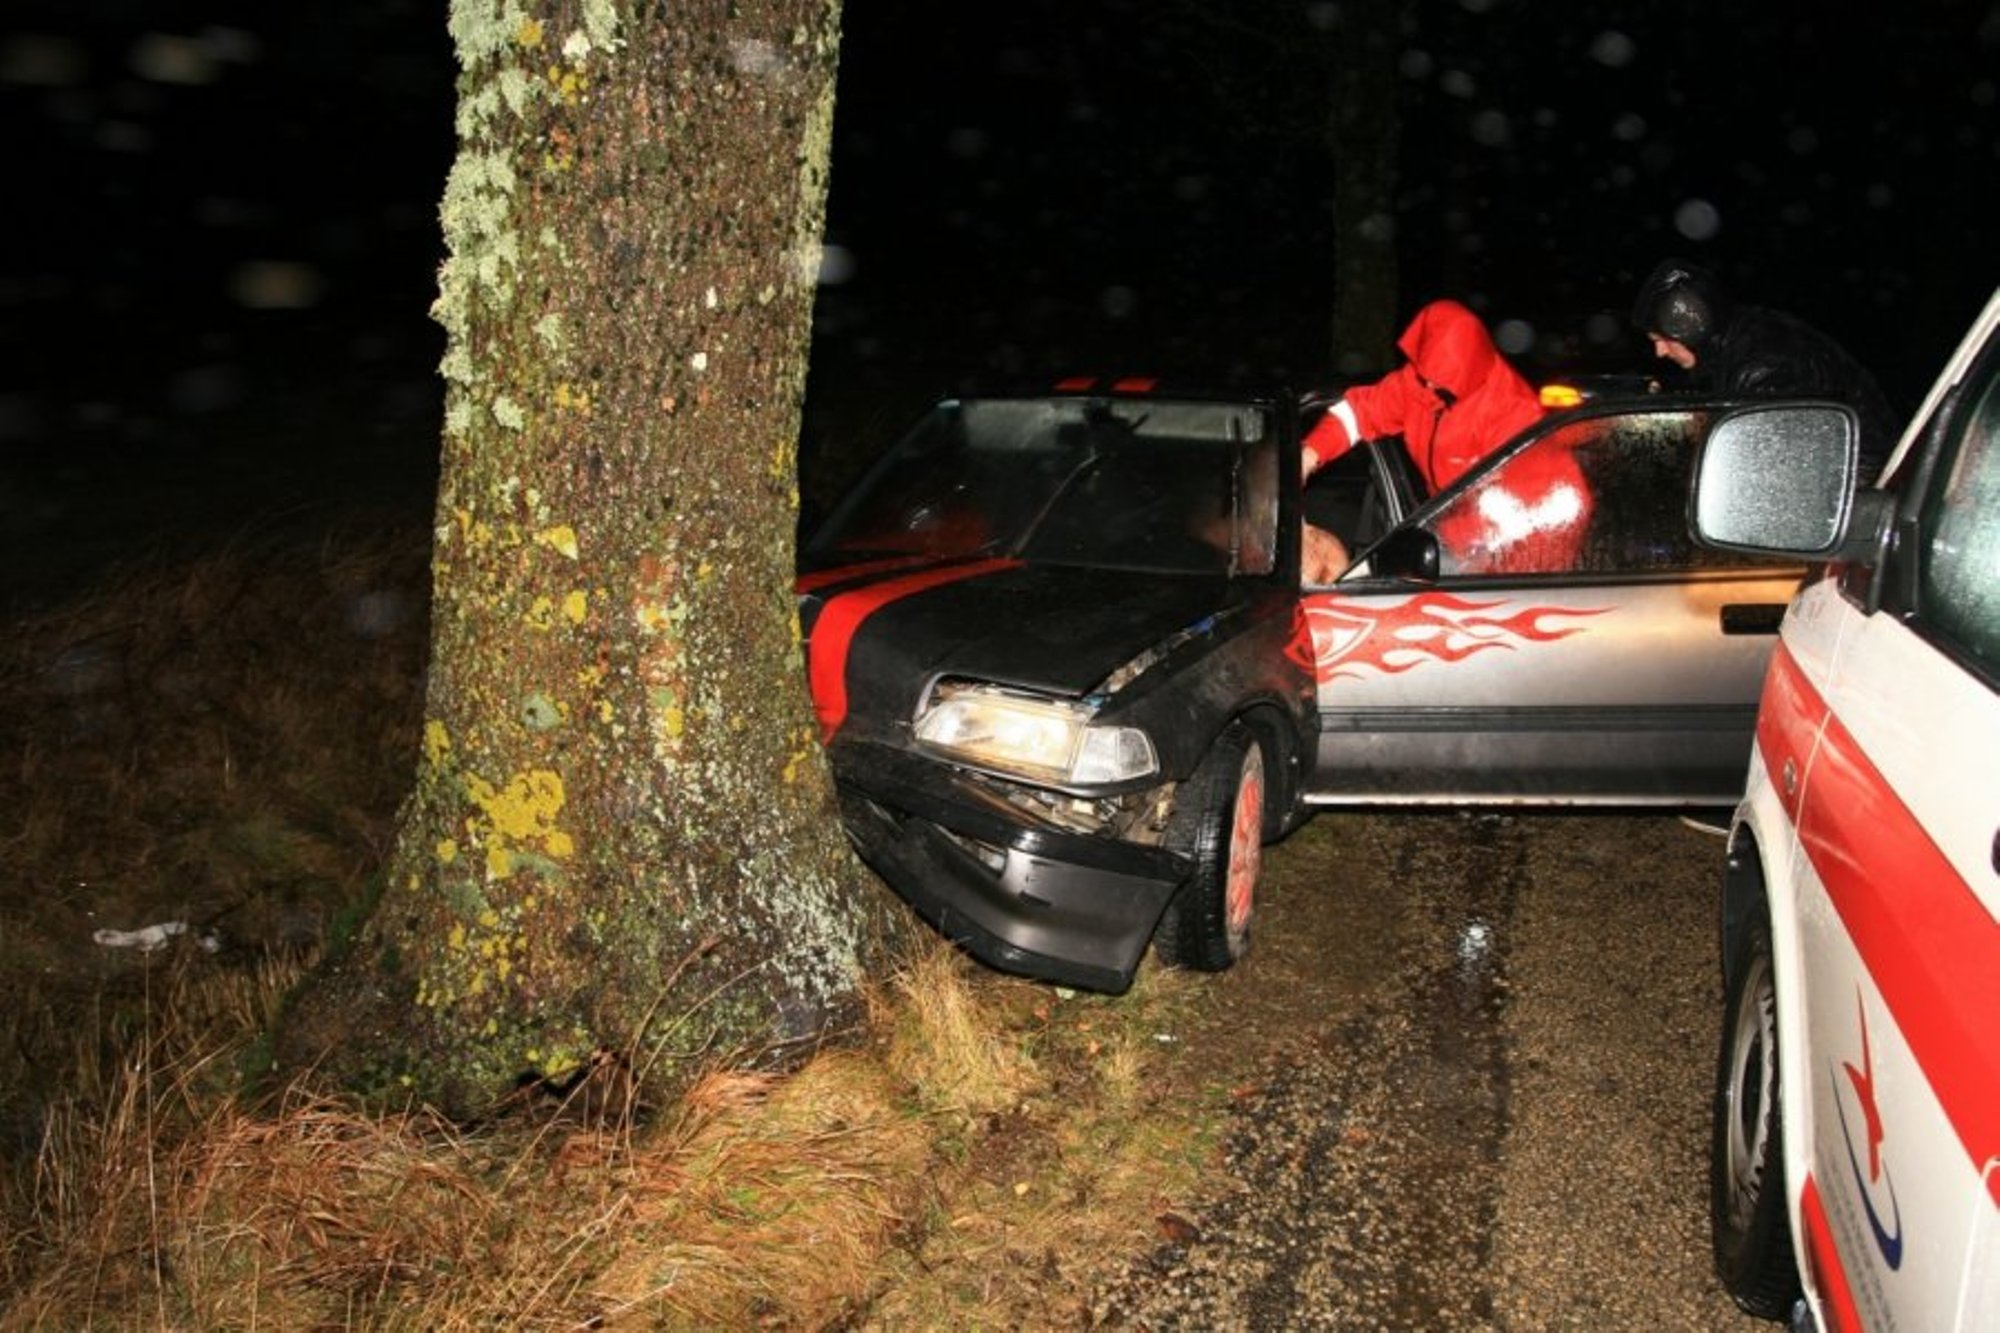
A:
[1093, 809, 1777, 1331]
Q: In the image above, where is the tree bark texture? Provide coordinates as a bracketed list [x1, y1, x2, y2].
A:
[1323, 0, 1407, 377]
[286, 0, 881, 1114]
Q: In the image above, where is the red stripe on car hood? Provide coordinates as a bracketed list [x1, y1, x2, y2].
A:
[807, 558, 1020, 739]
[796, 553, 956, 594]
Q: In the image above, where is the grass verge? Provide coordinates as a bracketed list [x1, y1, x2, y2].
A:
[0, 530, 1235, 1328]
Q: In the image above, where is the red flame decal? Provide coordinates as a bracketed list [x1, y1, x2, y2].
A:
[1300, 591, 1607, 684]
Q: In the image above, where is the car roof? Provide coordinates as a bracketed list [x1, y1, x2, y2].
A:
[943, 374, 1294, 409]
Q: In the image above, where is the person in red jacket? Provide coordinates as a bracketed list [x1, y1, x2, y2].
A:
[1303, 298, 1543, 487]
[1302, 298, 1592, 576]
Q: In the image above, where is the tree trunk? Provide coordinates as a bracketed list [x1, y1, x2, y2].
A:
[282, 0, 885, 1115]
[1323, 0, 1407, 378]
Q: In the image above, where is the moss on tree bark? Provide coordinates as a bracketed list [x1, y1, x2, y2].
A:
[280, 0, 897, 1116]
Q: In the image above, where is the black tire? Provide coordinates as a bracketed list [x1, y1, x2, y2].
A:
[1711, 914, 1803, 1318]
[1154, 724, 1265, 972]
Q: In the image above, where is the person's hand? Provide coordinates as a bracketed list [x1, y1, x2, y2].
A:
[1301, 446, 1320, 479]
[1301, 524, 1350, 584]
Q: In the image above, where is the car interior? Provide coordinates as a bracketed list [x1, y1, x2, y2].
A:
[1300, 441, 1428, 583]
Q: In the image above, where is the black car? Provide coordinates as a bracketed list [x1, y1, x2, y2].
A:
[797, 378, 1802, 992]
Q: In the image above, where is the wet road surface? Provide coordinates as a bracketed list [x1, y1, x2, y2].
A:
[1093, 810, 1772, 1330]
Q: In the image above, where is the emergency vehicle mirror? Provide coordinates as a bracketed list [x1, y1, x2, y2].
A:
[1691, 404, 1856, 558]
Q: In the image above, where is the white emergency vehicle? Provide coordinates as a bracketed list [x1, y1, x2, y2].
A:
[1691, 288, 1999, 1331]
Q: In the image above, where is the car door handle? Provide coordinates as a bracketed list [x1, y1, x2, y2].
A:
[1720, 604, 1787, 636]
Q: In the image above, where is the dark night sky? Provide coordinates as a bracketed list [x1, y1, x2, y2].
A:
[2, 1, 1997, 595]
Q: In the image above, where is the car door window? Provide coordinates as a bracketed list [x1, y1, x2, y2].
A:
[1916, 355, 2000, 679]
[1428, 409, 1765, 576]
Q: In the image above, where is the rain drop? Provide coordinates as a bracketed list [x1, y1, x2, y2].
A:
[1494, 319, 1535, 355]
[227, 260, 324, 310]
[1470, 109, 1511, 147]
[1584, 313, 1623, 346]
[1589, 31, 1637, 68]
[817, 244, 855, 285]
[1673, 198, 1722, 241]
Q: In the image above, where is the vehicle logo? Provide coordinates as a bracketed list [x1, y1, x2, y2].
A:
[1299, 591, 1606, 683]
[1832, 989, 1905, 1270]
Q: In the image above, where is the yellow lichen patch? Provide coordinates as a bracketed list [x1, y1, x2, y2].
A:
[535, 524, 580, 559]
[525, 595, 557, 632]
[551, 66, 588, 103]
[464, 768, 575, 881]
[451, 507, 496, 549]
[563, 589, 589, 624]
[553, 382, 592, 414]
[469, 770, 568, 842]
[516, 17, 544, 48]
[424, 719, 452, 767]
[437, 838, 460, 865]
[782, 729, 816, 784]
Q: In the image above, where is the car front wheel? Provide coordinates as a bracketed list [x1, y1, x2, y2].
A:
[1711, 914, 1802, 1318]
[1154, 723, 1264, 972]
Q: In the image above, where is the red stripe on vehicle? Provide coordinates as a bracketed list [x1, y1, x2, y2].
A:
[806, 558, 1018, 740]
[1787, 671, 2000, 1205]
[1754, 643, 1826, 829]
[796, 553, 956, 594]
[1800, 1175, 1865, 1333]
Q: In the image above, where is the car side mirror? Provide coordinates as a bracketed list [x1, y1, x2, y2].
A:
[1370, 526, 1440, 581]
[1691, 403, 1890, 562]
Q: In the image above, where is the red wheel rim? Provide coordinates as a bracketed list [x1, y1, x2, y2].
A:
[1225, 749, 1263, 944]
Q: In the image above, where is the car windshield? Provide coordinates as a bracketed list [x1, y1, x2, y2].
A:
[804, 396, 1281, 576]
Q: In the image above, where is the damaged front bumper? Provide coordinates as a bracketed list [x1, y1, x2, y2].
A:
[831, 739, 1189, 993]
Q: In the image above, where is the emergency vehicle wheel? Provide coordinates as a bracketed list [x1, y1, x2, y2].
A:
[1154, 724, 1264, 972]
[1710, 915, 1803, 1317]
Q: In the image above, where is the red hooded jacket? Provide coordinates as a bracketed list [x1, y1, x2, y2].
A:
[1305, 299, 1592, 572]
[1304, 299, 1545, 487]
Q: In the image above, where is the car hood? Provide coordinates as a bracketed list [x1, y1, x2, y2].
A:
[800, 558, 1239, 732]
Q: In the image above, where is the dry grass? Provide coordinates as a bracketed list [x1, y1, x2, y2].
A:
[0, 531, 1235, 1329]
[3, 941, 1221, 1329]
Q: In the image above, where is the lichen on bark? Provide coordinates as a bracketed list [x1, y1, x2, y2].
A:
[279, 0, 890, 1117]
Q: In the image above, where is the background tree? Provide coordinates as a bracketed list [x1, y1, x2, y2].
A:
[1147, 1, 1412, 378]
[282, 0, 888, 1115]
[1319, 0, 1407, 378]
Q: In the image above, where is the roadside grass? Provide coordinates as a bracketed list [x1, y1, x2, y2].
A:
[0, 531, 1230, 1327]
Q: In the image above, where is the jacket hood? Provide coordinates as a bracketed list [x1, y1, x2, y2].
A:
[1396, 299, 1503, 398]
[1632, 258, 1734, 349]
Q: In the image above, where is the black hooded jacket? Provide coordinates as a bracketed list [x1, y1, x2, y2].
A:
[1633, 260, 1901, 482]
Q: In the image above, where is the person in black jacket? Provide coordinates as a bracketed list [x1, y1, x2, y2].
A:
[1632, 258, 1901, 482]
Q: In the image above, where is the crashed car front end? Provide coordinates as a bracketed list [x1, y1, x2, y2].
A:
[831, 728, 1187, 992]
[797, 387, 1308, 991]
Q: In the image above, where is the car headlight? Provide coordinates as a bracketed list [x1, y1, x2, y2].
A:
[913, 685, 1158, 785]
